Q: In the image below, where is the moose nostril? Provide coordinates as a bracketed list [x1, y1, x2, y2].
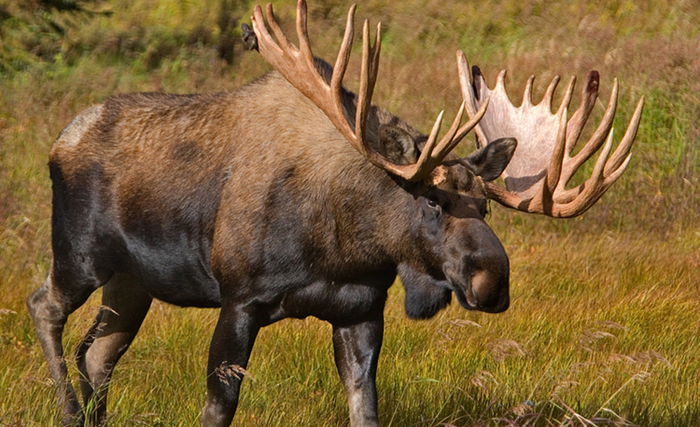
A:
[471, 268, 509, 312]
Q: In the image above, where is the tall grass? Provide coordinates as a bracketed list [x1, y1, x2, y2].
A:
[1, 0, 699, 426]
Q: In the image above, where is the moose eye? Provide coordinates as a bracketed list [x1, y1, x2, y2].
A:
[426, 198, 440, 210]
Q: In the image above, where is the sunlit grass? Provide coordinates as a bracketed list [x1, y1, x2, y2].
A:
[2, 0, 700, 426]
[3, 234, 698, 426]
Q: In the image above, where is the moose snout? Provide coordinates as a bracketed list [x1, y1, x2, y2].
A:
[444, 224, 510, 313]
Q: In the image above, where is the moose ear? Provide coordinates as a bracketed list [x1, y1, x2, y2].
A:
[463, 137, 517, 182]
[378, 125, 418, 165]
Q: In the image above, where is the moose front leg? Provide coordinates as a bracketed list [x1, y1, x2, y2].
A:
[201, 304, 260, 427]
[332, 316, 384, 427]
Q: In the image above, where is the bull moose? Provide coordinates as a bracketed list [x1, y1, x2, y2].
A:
[27, 1, 644, 426]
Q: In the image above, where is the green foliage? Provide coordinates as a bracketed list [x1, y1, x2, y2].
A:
[1, 0, 700, 426]
[0, 0, 106, 72]
[0, 0, 253, 75]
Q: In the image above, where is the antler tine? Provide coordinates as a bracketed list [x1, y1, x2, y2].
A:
[330, 5, 355, 96]
[294, 0, 314, 64]
[543, 76, 560, 110]
[425, 111, 445, 157]
[555, 75, 576, 117]
[409, 111, 445, 179]
[265, 4, 292, 53]
[591, 124, 616, 184]
[443, 102, 476, 155]
[567, 76, 616, 173]
[253, 5, 282, 55]
[453, 98, 490, 144]
[356, 19, 381, 154]
[523, 76, 535, 107]
[496, 69, 507, 87]
[565, 72, 597, 153]
[604, 152, 632, 186]
[456, 51, 488, 146]
[433, 103, 465, 157]
[561, 130, 616, 215]
[604, 96, 644, 175]
[544, 108, 569, 195]
[456, 52, 500, 155]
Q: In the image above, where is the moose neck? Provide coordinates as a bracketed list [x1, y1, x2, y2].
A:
[219, 71, 424, 280]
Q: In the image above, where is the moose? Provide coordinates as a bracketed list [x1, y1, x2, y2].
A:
[27, 1, 643, 426]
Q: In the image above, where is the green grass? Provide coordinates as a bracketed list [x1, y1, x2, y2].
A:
[2, 0, 700, 426]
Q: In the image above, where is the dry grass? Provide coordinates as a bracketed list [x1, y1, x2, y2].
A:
[1, 0, 700, 426]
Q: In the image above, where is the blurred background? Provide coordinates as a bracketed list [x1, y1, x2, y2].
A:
[1, 0, 698, 426]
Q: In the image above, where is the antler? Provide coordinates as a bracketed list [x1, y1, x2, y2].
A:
[251, 0, 489, 182]
[457, 52, 644, 217]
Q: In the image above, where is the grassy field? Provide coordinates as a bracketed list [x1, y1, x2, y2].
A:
[1, 0, 699, 426]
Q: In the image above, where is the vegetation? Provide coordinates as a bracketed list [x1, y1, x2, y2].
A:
[1, 0, 698, 425]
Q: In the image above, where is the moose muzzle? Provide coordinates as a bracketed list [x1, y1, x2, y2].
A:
[443, 221, 510, 313]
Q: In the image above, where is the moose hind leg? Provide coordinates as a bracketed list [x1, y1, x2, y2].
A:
[76, 273, 152, 426]
[26, 267, 100, 426]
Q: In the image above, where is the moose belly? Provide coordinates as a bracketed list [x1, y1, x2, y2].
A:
[272, 269, 396, 324]
[122, 234, 222, 308]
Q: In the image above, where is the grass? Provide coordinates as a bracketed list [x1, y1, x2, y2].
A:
[1, 0, 700, 426]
